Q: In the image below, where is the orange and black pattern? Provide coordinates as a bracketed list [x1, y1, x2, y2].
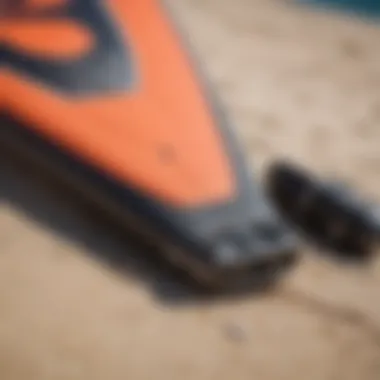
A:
[1, 0, 134, 94]
[1, 0, 236, 208]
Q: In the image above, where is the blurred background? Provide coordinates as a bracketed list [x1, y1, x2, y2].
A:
[302, 0, 380, 17]
[1, 0, 380, 379]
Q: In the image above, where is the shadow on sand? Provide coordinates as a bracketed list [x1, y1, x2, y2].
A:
[0, 146, 279, 306]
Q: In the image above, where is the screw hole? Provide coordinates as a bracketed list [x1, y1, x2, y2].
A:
[157, 144, 177, 164]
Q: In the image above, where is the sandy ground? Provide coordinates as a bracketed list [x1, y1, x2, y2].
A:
[1, 0, 380, 379]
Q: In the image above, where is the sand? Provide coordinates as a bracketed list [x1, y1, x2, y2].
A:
[1, 0, 380, 379]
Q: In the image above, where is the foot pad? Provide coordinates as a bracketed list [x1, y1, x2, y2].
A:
[265, 161, 380, 256]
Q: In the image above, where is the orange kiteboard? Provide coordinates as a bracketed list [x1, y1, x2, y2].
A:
[1, 0, 296, 288]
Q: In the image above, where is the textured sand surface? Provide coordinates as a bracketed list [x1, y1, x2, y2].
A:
[1, 1, 380, 379]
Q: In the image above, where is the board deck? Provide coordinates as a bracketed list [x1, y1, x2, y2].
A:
[1, 0, 297, 288]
